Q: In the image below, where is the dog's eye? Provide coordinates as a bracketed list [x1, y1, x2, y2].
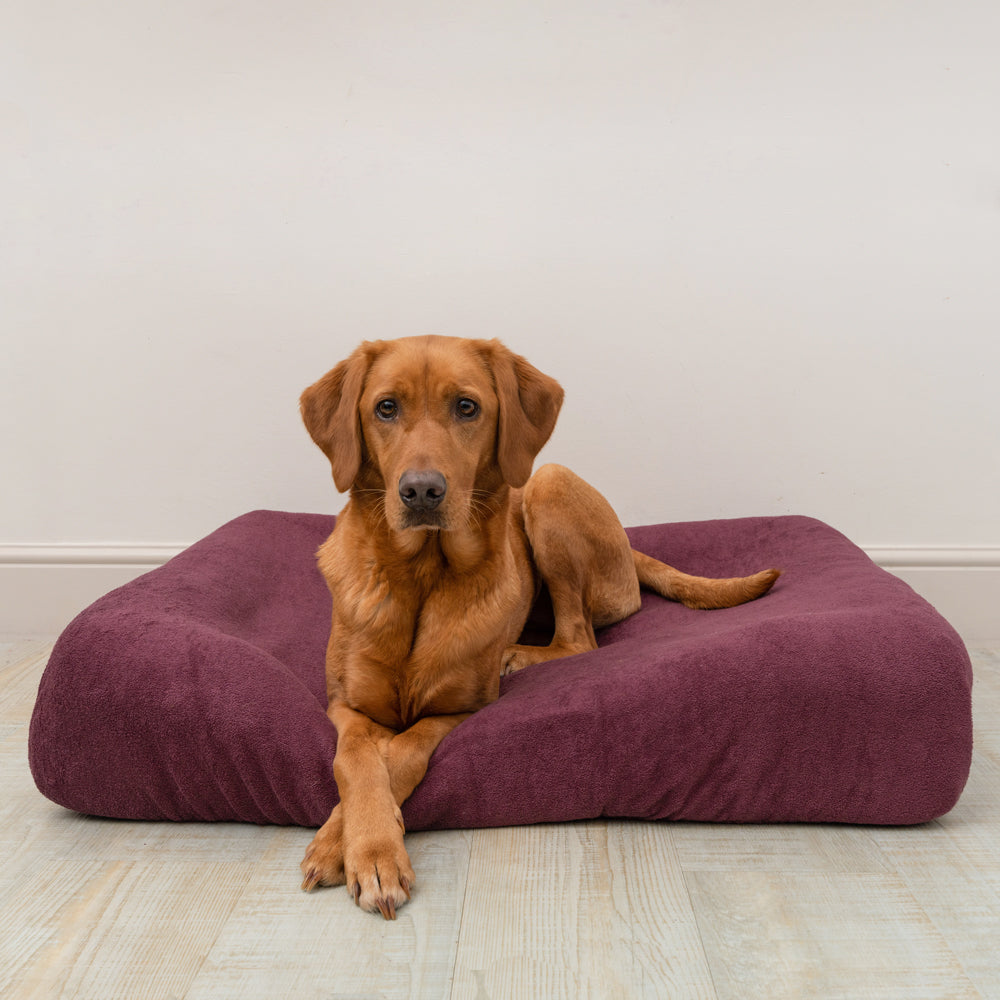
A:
[375, 399, 398, 421]
[455, 398, 480, 420]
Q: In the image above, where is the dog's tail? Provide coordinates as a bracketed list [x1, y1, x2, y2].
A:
[632, 550, 781, 610]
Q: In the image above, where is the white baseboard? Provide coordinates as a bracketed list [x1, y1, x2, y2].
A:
[863, 545, 1000, 569]
[1, 542, 997, 641]
[865, 546, 1000, 644]
[0, 544, 185, 637]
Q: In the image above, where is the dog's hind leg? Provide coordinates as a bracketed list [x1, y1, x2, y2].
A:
[501, 464, 640, 673]
[500, 463, 780, 674]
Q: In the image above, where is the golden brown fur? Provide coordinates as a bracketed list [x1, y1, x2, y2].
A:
[299, 335, 779, 918]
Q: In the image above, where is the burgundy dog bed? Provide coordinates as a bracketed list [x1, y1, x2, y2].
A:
[29, 510, 972, 828]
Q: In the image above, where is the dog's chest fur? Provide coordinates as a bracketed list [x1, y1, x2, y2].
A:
[318, 510, 534, 729]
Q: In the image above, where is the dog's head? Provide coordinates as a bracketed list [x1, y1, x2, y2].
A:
[301, 336, 563, 532]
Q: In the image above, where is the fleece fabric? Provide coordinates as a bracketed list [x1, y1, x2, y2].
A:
[29, 510, 972, 828]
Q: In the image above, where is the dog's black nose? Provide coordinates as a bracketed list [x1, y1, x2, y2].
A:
[398, 469, 447, 511]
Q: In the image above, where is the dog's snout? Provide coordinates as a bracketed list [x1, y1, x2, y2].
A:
[398, 469, 447, 512]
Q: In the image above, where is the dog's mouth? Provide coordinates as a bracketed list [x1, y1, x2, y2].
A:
[399, 508, 446, 531]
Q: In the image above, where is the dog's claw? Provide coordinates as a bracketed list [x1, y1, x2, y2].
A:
[301, 869, 319, 892]
[352, 880, 362, 906]
[376, 897, 397, 920]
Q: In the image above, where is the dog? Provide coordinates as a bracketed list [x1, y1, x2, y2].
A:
[298, 335, 779, 918]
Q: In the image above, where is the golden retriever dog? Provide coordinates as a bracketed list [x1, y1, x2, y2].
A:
[299, 335, 779, 918]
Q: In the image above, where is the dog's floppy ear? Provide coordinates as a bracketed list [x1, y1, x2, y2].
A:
[300, 344, 374, 492]
[485, 340, 564, 488]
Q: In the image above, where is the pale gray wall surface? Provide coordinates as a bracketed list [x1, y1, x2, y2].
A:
[3, 2, 997, 553]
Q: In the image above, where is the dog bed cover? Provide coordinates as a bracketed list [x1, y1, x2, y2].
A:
[29, 511, 973, 828]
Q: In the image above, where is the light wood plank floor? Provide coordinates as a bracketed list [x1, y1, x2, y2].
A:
[2, 637, 998, 999]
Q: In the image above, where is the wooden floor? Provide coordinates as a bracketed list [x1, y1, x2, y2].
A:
[2, 638, 998, 1000]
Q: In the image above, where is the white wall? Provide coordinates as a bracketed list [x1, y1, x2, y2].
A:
[2, 2, 998, 636]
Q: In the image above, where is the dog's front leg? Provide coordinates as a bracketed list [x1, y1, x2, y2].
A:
[300, 804, 346, 890]
[301, 709, 471, 917]
[316, 701, 411, 919]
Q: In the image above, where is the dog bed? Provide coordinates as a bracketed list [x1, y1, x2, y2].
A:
[29, 510, 972, 828]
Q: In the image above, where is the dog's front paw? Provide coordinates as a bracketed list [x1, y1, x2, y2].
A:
[301, 810, 345, 891]
[344, 836, 415, 920]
